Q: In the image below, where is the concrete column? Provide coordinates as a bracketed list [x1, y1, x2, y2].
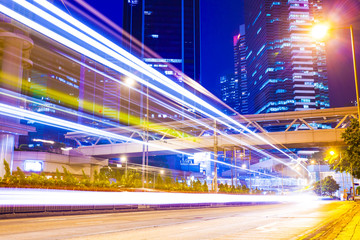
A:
[90, 164, 101, 181]
[1, 35, 24, 91]
[0, 133, 15, 176]
[0, 30, 33, 177]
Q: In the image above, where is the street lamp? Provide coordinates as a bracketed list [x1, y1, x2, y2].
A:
[120, 156, 128, 178]
[311, 159, 322, 196]
[329, 149, 355, 200]
[125, 78, 136, 126]
[311, 23, 330, 40]
[311, 23, 360, 119]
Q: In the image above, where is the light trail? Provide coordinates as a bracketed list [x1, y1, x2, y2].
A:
[0, 1, 308, 177]
[16, 0, 297, 158]
[0, 102, 193, 156]
[61, 52, 211, 135]
[0, 188, 319, 206]
[0, 90, 288, 179]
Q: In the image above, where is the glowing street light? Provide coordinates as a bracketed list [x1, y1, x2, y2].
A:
[311, 23, 330, 40]
[311, 23, 360, 119]
[329, 150, 335, 156]
[120, 156, 127, 163]
[120, 156, 128, 177]
[160, 170, 164, 175]
[125, 77, 135, 86]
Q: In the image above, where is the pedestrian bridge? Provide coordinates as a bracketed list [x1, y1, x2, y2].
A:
[67, 106, 356, 158]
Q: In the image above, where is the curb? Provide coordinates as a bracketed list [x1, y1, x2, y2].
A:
[297, 202, 359, 240]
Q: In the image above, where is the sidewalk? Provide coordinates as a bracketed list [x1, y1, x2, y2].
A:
[300, 201, 360, 240]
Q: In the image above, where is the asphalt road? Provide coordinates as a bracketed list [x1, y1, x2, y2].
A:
[0, 201, 348, 240]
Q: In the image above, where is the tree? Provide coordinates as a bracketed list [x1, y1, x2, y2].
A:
[313, 176, 340, 196]
[322, 176, 340, 196]
[202, 181, 208, 192]
[328, 119, 360, 198]
[3, 160, 11, 180]
[155, 174, 164, 189]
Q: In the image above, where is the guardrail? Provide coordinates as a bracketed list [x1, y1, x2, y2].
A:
[0, 201, 276, 218]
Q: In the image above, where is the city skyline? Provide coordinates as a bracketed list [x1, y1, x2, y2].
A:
[1, 2, 360, 232]
[244, 0, 329, 114]
[70, 0, 360, 110]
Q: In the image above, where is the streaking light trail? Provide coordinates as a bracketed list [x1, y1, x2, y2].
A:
[0, 0, 309, 178]
[0, 102, 192, 156]
[0, 188, 319, 206]
[29, 0, 298, 161]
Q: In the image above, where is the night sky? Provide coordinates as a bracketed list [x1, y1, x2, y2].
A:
[66, 0, 360, 109]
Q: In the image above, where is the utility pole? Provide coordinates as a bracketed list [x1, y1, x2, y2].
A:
[249, 150, 252, 193]
[213, 120, 218, 192]
[234, 147, 237, 187]
[318, 162, 322, 196]
[231, 147, 234, 187]
[145, 84, 149, 188]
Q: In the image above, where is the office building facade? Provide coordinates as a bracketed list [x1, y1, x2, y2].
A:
[220, 74, 240, 114]
[123, 0, 201, 82]
[233, 24, 248, 114]
[244, 0, 329, 114]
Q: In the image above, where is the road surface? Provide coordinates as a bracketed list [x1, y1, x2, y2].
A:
[0, 201, 348, 240]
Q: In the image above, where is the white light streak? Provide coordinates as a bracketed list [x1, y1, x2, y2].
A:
[15, 1, 293, 157]
[0, 1, 308, 177]
[33, 138, 55, 144]
[0, 188, 320, 206]
[0, 103, 192, 156]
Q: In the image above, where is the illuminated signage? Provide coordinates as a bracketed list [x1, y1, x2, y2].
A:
[24, 160, 43, 172]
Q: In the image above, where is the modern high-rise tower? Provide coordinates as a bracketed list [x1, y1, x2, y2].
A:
[244, 0, 329, 114]
[233, 24, 248, 114]
[123, 0, 201, 83]
[219, 74, 239, 114]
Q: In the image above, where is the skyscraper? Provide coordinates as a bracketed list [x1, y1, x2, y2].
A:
[123, 0, 201, 82]
[244, 0, 329, 114]
[219, 74, 239, 114]
[233, 24, 248, 114]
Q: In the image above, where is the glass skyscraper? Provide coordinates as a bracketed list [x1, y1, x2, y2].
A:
[123, 0, 201, 83]
[233, 24, 248, 114]
[220, 74, 239, 114]
[244, 0, 329, 114]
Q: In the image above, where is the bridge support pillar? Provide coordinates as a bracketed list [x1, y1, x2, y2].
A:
[0, 21, 34, 176]
[90, 164, 101, 181]
[0, 134, 15, 177]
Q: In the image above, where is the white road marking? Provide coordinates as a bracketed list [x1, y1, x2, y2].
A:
[255, 222, 278, 232]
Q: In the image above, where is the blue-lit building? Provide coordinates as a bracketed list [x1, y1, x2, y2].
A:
[220, 25, 247, 115]
[233, 24, 248, 114]
[244, 0, 329, 114]
[220, 74, 240, 114]
[123, 0, 201, 82]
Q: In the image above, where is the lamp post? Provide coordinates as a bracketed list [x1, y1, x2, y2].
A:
[311, 159, 321, 196]
[120, 156, 128, 178]
[330, 150, 355, 200]
[125, 78, 135, 125]
[249, 150, 252, 193]
[312, 24, 360, 119]
[350, 25, 360, 119]
[240, 150, 245, 189]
